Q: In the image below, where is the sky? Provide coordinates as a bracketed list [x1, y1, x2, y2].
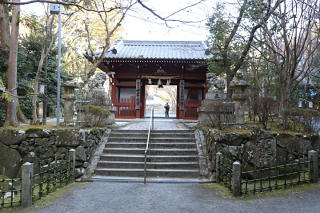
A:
[20, 0, 229, 41]
[122, 0, 215, 41]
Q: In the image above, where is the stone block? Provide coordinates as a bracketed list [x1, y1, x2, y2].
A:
[0, 129, 26, 145]
[232, 161, 241, 196]
[21, 162, 33, 208]
[75, 168, 85, 178]
[26, 129, 51, 138]
[76, 146, 86, 162]
[56, 129, 80, 147]
[308, 150, 318, 183]
[0, 143, 22, 178]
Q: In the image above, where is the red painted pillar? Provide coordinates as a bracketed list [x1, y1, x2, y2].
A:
[179, 80, 185, 119]
[111, 78, 116, 103]
[177, 84, 180, 119]
[140, 82, 145, 118]
[135, 79, 141, 118]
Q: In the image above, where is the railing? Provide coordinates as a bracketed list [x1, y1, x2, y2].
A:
[318, 150, 320, 176]
[76, 100, 90, 125]
[0, 178, 22, 208]
[217, 157, 233, 191]
[0, 150, 75, 209]
[32, 154, 73, 202]
[144, 108, 154, 184]
[216, 150, 317, 196]
[241, 158, 310, 195]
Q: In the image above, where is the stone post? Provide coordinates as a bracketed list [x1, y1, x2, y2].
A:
[21, 162, 33, 208]
[62, 81, 78, 125]
[308, 150, 318, 183]
[232, 161, 241, 197]
[216, 152, 222, 183]
[69, 149, 76, 182]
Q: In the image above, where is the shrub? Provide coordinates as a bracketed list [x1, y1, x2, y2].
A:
[204, 101, 235, 129]
[256, 96, 277, 129]
[85, 104, 111, 127]
[284, 108, 320, 133]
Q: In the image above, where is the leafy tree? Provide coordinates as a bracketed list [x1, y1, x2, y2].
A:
[258, 0, 320, 122]
[206, 0, 283, 100]
[17, 15, 68, 121]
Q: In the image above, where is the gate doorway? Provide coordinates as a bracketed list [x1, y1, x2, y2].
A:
[145, 85, 177, 118]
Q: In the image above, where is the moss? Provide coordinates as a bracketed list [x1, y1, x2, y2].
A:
[91, 127, 102, 135]
[208, 182, 320, 200]
[88, 104, 111, 117]
[25, 127, 45, 134]
[0, 183, 86, 212]
[239, 182, 318, 200]
[219, 129, 252, 134]
[207, 183, 233, 198]
[0, 175, 9, 179]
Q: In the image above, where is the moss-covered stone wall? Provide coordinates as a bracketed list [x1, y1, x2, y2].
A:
[199, 127, 320, 176]
[0, 127, 108, 179]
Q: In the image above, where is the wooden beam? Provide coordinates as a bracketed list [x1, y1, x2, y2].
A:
[185, 83, 203, 88]
[115, 82, 136, 87]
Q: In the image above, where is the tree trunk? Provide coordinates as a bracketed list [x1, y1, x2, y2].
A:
[31, 16, 54, 124]
[0, 4, 10, 59]
[17, 101, 29, 123]
[226, 74, 234, 101]
[4, 0, 20, 126]
[31, 46, 46, 124]
[279, 83, 289, 125]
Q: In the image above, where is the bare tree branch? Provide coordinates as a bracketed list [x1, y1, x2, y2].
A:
[0, 0, 122, 13]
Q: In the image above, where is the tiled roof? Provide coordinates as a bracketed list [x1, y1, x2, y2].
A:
[103, 40, 211, 60]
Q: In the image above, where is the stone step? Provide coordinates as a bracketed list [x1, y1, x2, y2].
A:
[94, 168, 200, 178]
[107, 142, 196, 149]
[111, 130, 148, 134]
[97, 161, 199, 169]
[99, 154, 198, 162]
[103, 148, 198, 155]
[100, 154, 145, 162]
[108, 137, 195, 143]
[110, 133, 194, 138]
[111, 130, 193, 134]
[85, 176, 211, 183]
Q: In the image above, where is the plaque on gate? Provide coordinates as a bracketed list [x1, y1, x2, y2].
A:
[179, 80, 184, 110]
[136, 79, 141, 109]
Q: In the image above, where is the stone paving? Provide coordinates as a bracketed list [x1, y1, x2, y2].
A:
[18, 182, 320, 213]
[14, 119, 320, 213]
[114, 118, 194, 130]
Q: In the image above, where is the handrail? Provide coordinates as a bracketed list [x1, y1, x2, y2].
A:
[144, 108, 154, 184]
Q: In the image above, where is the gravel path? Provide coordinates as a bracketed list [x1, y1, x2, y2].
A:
[18, 182, 320, 213]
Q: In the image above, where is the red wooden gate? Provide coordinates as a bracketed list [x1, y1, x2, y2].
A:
[114, 97, 136, 118]
[184, 100, 201, 120]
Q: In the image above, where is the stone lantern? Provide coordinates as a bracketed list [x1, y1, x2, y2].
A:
[198, 73, 235, 125]
[230, 73, 250, 124]
[62, 81, 79, 125]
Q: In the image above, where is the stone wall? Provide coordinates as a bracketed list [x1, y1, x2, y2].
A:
[0, 127, 108, 179]
[198, 128, 320, 178]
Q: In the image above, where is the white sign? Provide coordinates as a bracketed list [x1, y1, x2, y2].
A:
[39, 85, 45, 94]
[50, 4, 60, 14]
[298, 101, 302, 108]
[309, 101, 313, 108]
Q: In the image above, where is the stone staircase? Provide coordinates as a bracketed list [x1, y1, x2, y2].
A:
[91, 129, 205, 183]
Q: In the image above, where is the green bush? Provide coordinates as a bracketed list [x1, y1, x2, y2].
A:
[284, 108, 320, 133]
[88, 104, 111, 117]
[85, 104, 111, 127]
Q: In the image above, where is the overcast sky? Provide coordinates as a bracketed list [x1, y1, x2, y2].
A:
[122, 0, 215, 41]
[21, 0, 236, 41]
